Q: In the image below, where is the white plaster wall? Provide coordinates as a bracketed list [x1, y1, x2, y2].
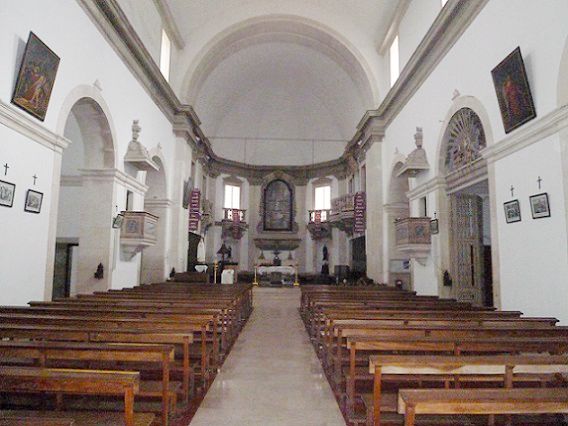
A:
[0, 0, 186, 302]
[0, 126, 55, 304]
[374, 0, 568, 320]
[117, 0, 163, 65]
[494, 135, 568, 322]
[398, 0, 441, 72]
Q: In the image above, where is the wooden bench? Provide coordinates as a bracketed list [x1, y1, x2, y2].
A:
[398, 388, 568, 426]
[0, 324, 194, 405]
[367, 354, 568, 426]
[0, 366, 152, 426]
[0, 341, 175, 426]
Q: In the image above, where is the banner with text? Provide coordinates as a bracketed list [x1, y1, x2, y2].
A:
[354, 191, 366, 234]
[188, 189, 201, 231]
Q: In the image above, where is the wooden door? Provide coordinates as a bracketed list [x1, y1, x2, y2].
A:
[449, 194, 484, 305]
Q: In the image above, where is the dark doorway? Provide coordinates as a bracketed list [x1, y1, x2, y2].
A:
[187, 232, 201, 271]
[52, 242, 77, 299]
[351, 236, 367, 276]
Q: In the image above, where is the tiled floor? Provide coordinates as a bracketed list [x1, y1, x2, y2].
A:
[189, 287, 345, 426]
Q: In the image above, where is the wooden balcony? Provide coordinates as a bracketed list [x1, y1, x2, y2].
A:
[307, 209, 332, 240]
[394, 217, 431, 264]
[329, 192, 366, 235]
[120, 211, 158, 260]
[219, 208, 248, 240]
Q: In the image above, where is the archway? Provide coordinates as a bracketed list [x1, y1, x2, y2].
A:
[53, 97, 116, 297]
[386, 160, 410, 288]
[440, 107, 493, 306]
[141, 156, 170, 283]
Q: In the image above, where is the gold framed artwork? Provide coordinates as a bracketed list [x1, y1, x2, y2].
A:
[11, 32, 60, 121]
[491, 47, 536, 134]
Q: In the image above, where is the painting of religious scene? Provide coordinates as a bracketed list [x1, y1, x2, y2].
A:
[12, 32, 60, 121]
[491, 47, 536, 134]
[263, 179, 293, 231]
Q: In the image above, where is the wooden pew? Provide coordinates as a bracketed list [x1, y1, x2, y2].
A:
[0, 366, 153, 426]
[0, 341, 174, 426]
[0, 324, 194, 405]
[367, 354, 568, 426]
[398, 388, 568, 426]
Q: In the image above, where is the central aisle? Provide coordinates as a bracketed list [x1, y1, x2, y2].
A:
[189, 287, 345, 426]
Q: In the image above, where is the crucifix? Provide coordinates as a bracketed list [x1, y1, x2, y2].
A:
[33, 175, 38, 185]
[3, 163, 9, 176]
[510, 185, 515, 197]
[537, 176, 542, 190]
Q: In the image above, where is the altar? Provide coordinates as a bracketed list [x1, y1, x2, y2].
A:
[257, 265, 295, 276]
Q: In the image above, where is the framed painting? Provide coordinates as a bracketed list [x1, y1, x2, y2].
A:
[0, 180, 16, 208]
[491, 47, 536, 133]
[11, 32, 60, 121]
[529, 192, 550, 219]
[24, 189, 43, 214]
[503, 199, 521, 224]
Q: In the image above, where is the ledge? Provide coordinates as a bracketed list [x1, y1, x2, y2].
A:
[0, 99, 70, 153]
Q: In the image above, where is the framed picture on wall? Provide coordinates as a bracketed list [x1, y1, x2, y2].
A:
[503, 199, 521, 223]
[24, 189, 43, 213]
[491, 47, 536, 133]
[529, 192, 550, 219]
[11, 32, 60, 121]
[0, 180, 16, 208]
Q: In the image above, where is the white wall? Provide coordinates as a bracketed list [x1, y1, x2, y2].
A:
[374, 0, 568, 321]
[0, 126, 55, 304]
[0, 0, 187, 303]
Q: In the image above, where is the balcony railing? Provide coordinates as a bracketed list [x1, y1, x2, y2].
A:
[308, 209, 331, 223]
[223, 208, 246, 222]
[394, 217, 431, 263]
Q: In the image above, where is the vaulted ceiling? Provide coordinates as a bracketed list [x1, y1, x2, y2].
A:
[133, 0, 400, 165]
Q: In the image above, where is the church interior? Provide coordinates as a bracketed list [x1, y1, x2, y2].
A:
[1, 0, 568, 424]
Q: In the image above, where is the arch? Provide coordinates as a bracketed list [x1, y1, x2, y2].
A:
[433, 96, 499, 307]
[56, 85, 118, 169]
[181, 15, 378, 107]
[263, 179, 294, 231]
[434, 96, 495, 177]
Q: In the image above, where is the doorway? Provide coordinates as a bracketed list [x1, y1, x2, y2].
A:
[52, 242, 78, 299]
[448, 181, 493, 307]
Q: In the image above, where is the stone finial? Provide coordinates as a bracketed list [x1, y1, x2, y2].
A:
[132, 120, 141, 142]
[414, 127, 423, 149]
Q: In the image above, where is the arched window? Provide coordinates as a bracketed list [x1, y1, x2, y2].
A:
[444, 107, 486, 173]
[263, 179, 293, 231]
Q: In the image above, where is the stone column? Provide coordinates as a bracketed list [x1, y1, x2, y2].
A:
[75, 169, 118, 294]
[364, 132, 385, 282]
[141, 199, 172, 283]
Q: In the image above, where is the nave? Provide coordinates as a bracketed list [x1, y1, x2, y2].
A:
[190, 288, 345, 426]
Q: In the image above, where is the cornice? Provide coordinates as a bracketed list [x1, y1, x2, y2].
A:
[406, 175, 447, 201]
[349, 0, 488, 158]
[78, 0, 487, 177]
[482, 105, 568, 164]
[0, 99, 70, 153]
[77, 0, 203, 142]
[79, 168, 149, 194]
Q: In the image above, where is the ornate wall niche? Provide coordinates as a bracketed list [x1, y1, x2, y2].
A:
[257, 171, 298, 233]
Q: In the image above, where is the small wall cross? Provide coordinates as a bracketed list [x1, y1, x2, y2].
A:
[510, 185, 515, 197]
[3, 163, 9, 176]
[33, 175, 38, 185]
[537, 176, 542, 190]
